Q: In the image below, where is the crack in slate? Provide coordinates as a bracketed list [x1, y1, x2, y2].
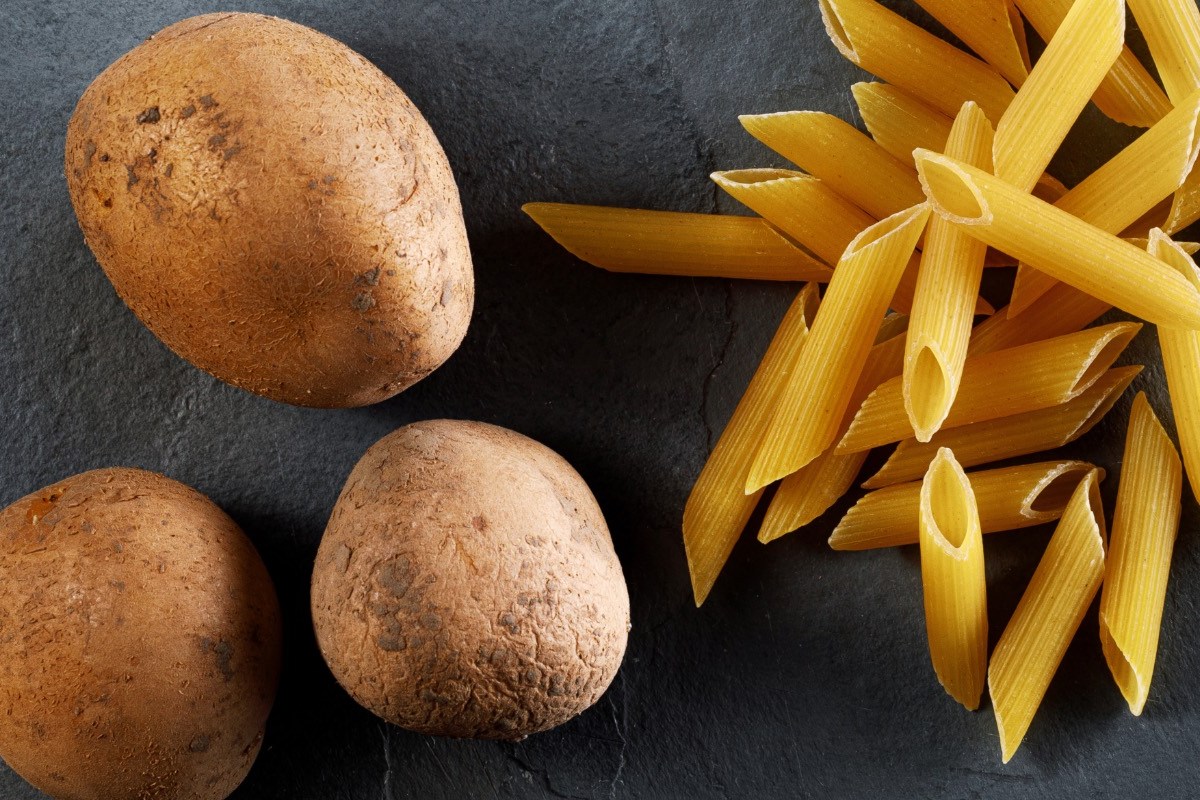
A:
[502, 746, 593, 800]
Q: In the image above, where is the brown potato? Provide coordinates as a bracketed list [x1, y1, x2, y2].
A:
[311, 420, 630, 739]
[0, 468, 282, 800]
[65, 13, 473, 407]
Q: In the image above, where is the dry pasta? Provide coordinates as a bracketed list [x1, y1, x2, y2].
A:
[863, 365, 1141, 488]
[831, 460, 1099, 550]
[851, 82, 953, 167]
[683, 284, 820, 606]
[818, 0, 1015, 124]
[915, 150, 1200, 329]
[911, 0, 1029, 85]
[988, 469, 1107, 763]
[839, 322, 1140, 453]
[746, 205, 930, 492]
[918, 448, 987, 710]
[1127, 0, 1200, 104]
[522, 203, 832, 282]
[1099, 392, 1182, 715]
[904, 102, 993, 443]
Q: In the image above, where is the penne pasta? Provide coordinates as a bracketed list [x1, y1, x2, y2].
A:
[904, 102, 993, 443]
[851, 82, 953, 168]
[1165, 165, 1200, 235]
[818, 0, 1015, 125]
[683, 284, 821, 607]
[968, 283, 1112, 357]
[915, 149, 1200, 329]
[989, 469, 1106, 763]
[863, 365, 1141, 488]
[1127, 0, 1200, 104]
[1005, 88, 1200, 315]
[992, 0, 1123, 193]
[522, 203, 832, 282]
[1012, 0, 1172, 128]
[1099, 392, 1182, 715]
[759, 319, 908, 542]
[839, 322, 1141, 453]
[739, 111, 925, 221]
[918, 448, 987, 710]
[1150, 231, 1200, 501]
[1007, 0, 1032, 72]
[831, 460, 1100, 550]
[911, 0, 1029, 85]
[746, 205, 930, 493]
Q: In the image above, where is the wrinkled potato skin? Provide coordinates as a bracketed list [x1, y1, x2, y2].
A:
[311, 420, 630, 740]
[65, 13, 473, 407]
[0, 468, 282, 800]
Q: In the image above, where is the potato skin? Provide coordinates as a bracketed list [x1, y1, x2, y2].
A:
[64, 13, 473, 407]
[0, 468, 282, 800]
[311, 420, 630, 739]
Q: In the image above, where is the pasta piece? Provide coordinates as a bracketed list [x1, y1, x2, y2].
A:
[1005, 89, 1200, 314]
[989, 469, 1106, 763]
[739, 112, 924, 220]
[1013, 0, 1171, 128]
[1127, 0, 1200, 103]
[839, 322, 1141, 453]
[818, 0, 1015, 124]
[863, 365, 1141, 488]
[832, 460, 1099, 550]
[905, 102, 993, 442]
[918, 448, 987, 710]
[992, 0, 1123, 193]
[851, 82, 953, 167]
[759, 319, 908, 542]
[746, 205, 931, 493]
[1165, 165, 1200, 234]
[968, 284, 1111, 357]
[1099, 392, 1182, 715]
[682, 284, 821, 606]
[911, 0, 1029, 85]
[1007, 0, 1032, 72]
[522, 203, 832, 282]
[915, 150, 1200, 329]
[1150, 231, 1200, 501]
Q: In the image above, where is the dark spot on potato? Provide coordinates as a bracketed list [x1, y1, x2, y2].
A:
[181, 104, 196, 119]
[377, 558, 414, 597]
[147, 147, 157, 162]
[200, 637, 236, 682]
[419, 611, 442, 631]
[125, 165, 139, 188]
[102, 197, 113, 209]
[136, 106, 161, 124]
[164, 163, 174, 178]
[471, 515, 487, 532]
[307, 179, 318, 189]
[322, 174, 336, 185]
[352, 292, 376, 312]
[188, 735, 211, 753]
[547, 675, 566, 696]
[377, 634, 405, 652]
[109, 580, 126, 592]
[222, 144, 243, 161]
[355, 267, 381, 286]
[83, 141, 96, 167]
[98, 153, 110, 163]
[499, 613, 518, 634]
[199, 94, 217, 108]
[208, 134, 227, 148]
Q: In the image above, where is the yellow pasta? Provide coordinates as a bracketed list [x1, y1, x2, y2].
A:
[1007, 0, 1032, 72]
[818, 0, 1015, 125]
[992, 0, 1123, 193]
[904, 102, 993, 443]
[746, 204, 931, 493]
[863, 365, 1141, 488]
[1165, 165, 1200, 235]
[759, 319, 908, 542]
[915, 149, 1200, 329]
[682, 284, 820, 607]
[851, 82, 953, 167]
[1013, 0, 1172, 128]
[989, 469, 1106, 763]
[839, 322, 1140, 454]
[521, 203, 832, 282]
[1099, 392, 1182, 715]
[1004, 88, 1200, 314]
[968, 284, 1113, 357]
[831, 460, 1100, 550]
[1150, 231, 1200, 501]
[911, 0, 1029, 85]
[1127, 0, 1200, 103]
[739, 111, 925, 221]
[918, 448, 987, 710]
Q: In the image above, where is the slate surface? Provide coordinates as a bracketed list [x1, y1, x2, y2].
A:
[2, 1, 1199, 798]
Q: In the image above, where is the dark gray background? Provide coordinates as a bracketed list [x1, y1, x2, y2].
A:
[2, 1, 1197, 798]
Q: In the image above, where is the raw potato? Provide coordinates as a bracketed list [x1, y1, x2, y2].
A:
[64, 13, 473, 407]
[0, 468, 282, 800]
[311, 420, 630, 739]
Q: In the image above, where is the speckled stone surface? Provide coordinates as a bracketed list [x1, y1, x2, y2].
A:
[1, 1, 1198, 798]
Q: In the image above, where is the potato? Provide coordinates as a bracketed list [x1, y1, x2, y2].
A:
[64, 13, 473, 407]
[311, 420, 630, 739]
[0, 468, 282, 800]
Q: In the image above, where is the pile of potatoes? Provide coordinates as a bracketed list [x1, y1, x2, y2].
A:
[0, 13, 630, 800]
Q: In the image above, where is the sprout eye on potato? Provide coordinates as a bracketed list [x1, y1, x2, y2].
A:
[311, 420, 631, 740]
[64, 12, 474, 408]
[0, 468, 282, 800]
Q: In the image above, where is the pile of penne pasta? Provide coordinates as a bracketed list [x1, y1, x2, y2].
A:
[524, 0, 1200, 763]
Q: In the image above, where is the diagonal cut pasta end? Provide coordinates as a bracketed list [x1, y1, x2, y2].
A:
[818, 0, 860, 64]
[914, 149, 993, 226]
[1019, 462, 1104, 524]
[1148, 228, 1200, 296]
[843, 202, 931, 261]
[904, 339, 956, 443]
[1099, 610, 1149, 715]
